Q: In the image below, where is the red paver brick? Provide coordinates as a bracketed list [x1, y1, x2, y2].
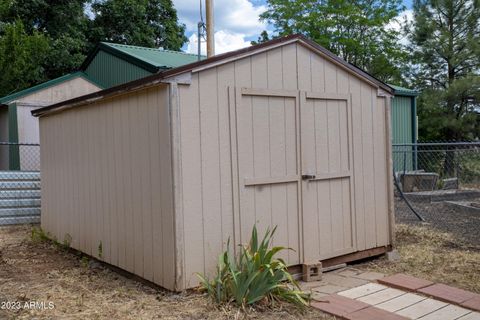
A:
[418, 283, 478, 304]
[377, 274, 433, 291]
[311, 294, 370, 317]
[462, 296, 480, 312]
[345, 306, 410, 320]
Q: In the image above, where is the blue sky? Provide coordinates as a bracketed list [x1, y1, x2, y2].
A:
[173, 0, 414, 54]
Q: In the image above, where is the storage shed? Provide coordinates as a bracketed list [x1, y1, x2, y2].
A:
[32, 35, 395, 291]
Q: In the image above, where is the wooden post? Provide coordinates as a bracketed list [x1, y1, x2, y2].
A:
[205, 0, 215, 57]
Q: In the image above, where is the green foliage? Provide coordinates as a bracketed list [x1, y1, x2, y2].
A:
[81, 256, 89, 268]
[0, 0, 187, 94]
[0, 0, 90, 79]
[31, 226, 50, 243]
[0, 20, 49, 96]
[260, 0, 408, 83]
[409, 0, 480, 141]
[197, 225, 309, 309]
[98, 241, 103, 258]
[89, 0, 187, 50]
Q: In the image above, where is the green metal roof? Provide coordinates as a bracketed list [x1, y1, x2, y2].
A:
[0, 72, 102, 105]
[389, 84, 419, 97]
[81, 42, 203, 73]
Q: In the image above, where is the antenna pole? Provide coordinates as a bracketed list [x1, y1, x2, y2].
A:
[205, 0, 215, 57]
[197, 22, 203, 61]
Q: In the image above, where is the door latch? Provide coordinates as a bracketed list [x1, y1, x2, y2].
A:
[302, 174, 316, 180]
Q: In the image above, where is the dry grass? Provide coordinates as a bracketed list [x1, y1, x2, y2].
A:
[0, 225, 330, 320]
[358, 223, 480, 293]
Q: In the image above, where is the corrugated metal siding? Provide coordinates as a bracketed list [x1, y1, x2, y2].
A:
[392, 96, 414, 171]
[84, 51, 153, 88]
[391, 96, 413, 144]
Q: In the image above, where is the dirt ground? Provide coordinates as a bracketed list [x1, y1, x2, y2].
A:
[358, 223, 480, 293]
[0, 225, 329, 320]
[1, 223, 479, 319]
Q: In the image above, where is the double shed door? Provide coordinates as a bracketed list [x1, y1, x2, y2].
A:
[231, 87, 355, 265]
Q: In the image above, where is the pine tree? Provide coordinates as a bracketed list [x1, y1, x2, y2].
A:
[410, 0, 480, 141]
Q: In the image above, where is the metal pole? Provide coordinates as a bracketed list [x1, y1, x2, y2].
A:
[197, 22, 203, 61]
[205, 0, 215, 57]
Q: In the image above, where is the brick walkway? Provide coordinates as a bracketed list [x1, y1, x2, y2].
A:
[301, 268, 480, 320]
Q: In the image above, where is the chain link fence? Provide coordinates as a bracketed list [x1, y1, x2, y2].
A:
[393, 142, 480, 249]
[0, 142, 41, 225]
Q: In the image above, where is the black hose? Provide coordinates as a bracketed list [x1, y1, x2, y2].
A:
[393, 171, 426, 222]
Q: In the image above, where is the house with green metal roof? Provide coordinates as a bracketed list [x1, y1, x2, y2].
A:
[0, 43, 201, 170]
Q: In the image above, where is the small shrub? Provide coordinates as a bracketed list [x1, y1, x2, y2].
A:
[81, 256, 89, 268]
[31, 227, 49, 242]
[63, 233, 72, 248]
[197, 225, 309, 309]
[98, 241, 103, 259]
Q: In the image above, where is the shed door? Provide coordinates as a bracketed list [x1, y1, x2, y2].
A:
[300, 92, 356, 261]
[232, 88, 302, 265]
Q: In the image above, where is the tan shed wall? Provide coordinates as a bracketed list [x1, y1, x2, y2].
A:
[175, 42, 391, 289]
[39, 85, 177, 290]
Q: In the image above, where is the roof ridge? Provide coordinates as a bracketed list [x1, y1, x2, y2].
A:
[101, 42, 200, 57]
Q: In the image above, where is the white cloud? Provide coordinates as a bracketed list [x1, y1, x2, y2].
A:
[387, 9, 413, 45]
[173, 0, 268, 53]
[186, 30, 251, 55]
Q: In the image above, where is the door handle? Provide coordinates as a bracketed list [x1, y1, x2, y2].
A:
[302, 174, 316, 180]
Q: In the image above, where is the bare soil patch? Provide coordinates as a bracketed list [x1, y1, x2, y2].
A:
[0, 225, 329, 320]
[358, 223, 480, 293]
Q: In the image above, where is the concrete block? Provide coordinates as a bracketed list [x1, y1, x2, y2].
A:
[385, 249, 401, 262]
[302, 262, 322, 282]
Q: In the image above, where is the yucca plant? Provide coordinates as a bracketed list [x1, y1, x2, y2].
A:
[197, 225, 310, 309]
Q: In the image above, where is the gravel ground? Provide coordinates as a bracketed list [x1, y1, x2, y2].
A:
[395, 196, 480, 249]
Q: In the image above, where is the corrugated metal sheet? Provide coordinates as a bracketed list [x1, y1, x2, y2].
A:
[391, 96, 413, 144]
[392, 95, 414, 171]
[102, 42, 202, 68]
[84, 50, 153, 89]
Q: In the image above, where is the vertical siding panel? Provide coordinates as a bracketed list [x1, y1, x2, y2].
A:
[158, 87, 175, 290]
[296, 45, 312, 91]
[149, 87, 163, 285]
[94, 106, 104, 260]
[129, 94, 144, 275]
[199, 68, 223, 278]
[178, 74, 204, 287]
[105, 102, 117, 265]
[361, 84, 377, 248]
[84, 109, 93, 255]
[65, 113, 74, 249]
[114, 98, 127, 269]
[281, 45, 297, 90]
[349, 77, 366, 250]
[267, 49, 289, 261]
[374, 98, 389, 245]
[234, 57, 253, 245]
[98, 104, 110, 263]
[311, 52, 325, 92]
[251, 53, 271, 236]
[139, 92, 153, 280]
[215, 64, 235, 250]
[121, 97, 134, 273]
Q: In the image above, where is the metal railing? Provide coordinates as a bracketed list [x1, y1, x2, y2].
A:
[0, 142, 41, 225]
[393, 142, 480, 249]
